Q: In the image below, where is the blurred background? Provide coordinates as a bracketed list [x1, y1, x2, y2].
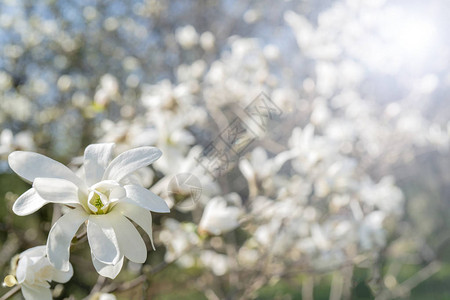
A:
[1, 0, 450, 299]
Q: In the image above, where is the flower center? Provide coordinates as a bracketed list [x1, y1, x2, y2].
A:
[88, 190, 110, 214]
[34, 265, 54, 286]
[85, 180, 126, 215]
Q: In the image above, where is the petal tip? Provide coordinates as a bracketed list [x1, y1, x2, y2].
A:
[160, 205, 170, 213]
[12, 205, 28, 216]
[7, 151, 20, 169]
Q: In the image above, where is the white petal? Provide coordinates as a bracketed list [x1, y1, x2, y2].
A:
[122, 185, 170, 213]
[238, 159, 255, 181]
[91, 180, 121, 192]
[272, 150, 297, 173]
[84, 143, 115, 186]
[47, 207, 89, 271]
[16, 256, 29, 283]
[103, 147, 161, 182]
[21, 284, 52, 300]
[87, 215, 121, 265]
[13, 188, 48, 216]
[33, 178, 80, 204]
[113, 202, 155, 250]
[91, 252, 124, 279]
[52, 263, 73, 283]
[8, 151, 84, 187]
[199, 198, 241, 235]
[19, 245, 47, 259]
[109, 186, 126, 202]
[109, 211, 147, 263]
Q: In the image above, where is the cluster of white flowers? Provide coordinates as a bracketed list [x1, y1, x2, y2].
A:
[6, 246, 73, 300]
[5, 144, 169, 299]
[1, 0, 450, 298]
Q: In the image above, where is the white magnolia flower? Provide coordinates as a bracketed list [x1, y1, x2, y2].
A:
[9, 143, 170, 279]
[15, 246, 73, 300]
[0, 129, 35, 155]
[199, 250, 230, 276]
[359, 211, 386, 250]
[175, 25, 199, 49]
[159, 218, 199, 268]
[198, 196, 242, 235]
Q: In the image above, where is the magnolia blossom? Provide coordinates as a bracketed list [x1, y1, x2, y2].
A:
[198, 196, 241, 235]
[15, 246, 73, 300]
[159, 218, 199, 268]
[199, 250, 230, 276]
[9, 143, 170, 279]
[175, 25, 199, 49]
[0, 129, 35, 155]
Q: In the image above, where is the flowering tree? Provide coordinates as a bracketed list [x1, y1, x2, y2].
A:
[1, 0, 450, 299]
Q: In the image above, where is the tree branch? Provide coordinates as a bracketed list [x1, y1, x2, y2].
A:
[0, 285, 20, 300]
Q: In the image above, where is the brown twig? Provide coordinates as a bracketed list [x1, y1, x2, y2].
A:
[0, 285, 21, 300]
[375, 261, 442, 300]
[102, 274, 146, 294]
[82, 276, 107, 300]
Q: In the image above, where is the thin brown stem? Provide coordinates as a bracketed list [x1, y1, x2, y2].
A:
[302, 276, 314, 300]
[82, 276, 108, 300]
[103, 274, 146, 293]
[0, 285, 21, 300]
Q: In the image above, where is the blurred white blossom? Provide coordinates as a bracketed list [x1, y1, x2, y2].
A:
[175, 25, 199, 49]
[159, 219, 199, 268]
[13, 246, 73, 300]
[198, 195, 242, 235]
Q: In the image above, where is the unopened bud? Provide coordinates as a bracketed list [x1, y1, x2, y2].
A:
[3, 275, 17, 287]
